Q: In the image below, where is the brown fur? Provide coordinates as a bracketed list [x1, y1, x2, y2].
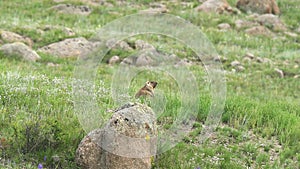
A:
[135, 81, 158, 98]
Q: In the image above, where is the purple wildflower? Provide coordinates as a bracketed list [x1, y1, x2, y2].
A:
[38, 163, 43, 169]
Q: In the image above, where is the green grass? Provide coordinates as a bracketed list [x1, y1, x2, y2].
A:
[0, 0, 300, 168]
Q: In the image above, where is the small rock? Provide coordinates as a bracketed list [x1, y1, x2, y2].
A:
[0, 42, 40, 61]
[245, 26, 274, 36]
[242, 57, 252, 63]
[217, 23, 231, 30]
[213, 55, 228, 63]
[47, 62, 60, 67]
[52, 155, 60, 162]
[108, 55, 120, 65]
[175, 58, 193, 67]
[236, 65, 245, 72]
[256, 57, 271, 63]
[235, 19, 259, 30]
[294, 64, 299, 69]
[236, 0, 280, 15]
[230, 60, 241, 67]
[135, 40, 155, 50]
[195, 0, 233, 14]
[274, 68, 284, 78]
[244, 53, 255, 59]
[63, 27, 76, 36]
[0, 30, 33, 47]
[294, 75, 299, 79]
[284, 32, 298, 38]
[50, 4, 92, 15]
[140, 3, 168, 14]
[255, 14, 287, 31]
[106, 39, 133, 51]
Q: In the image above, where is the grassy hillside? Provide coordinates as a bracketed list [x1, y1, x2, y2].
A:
[0, 0, 299, 168]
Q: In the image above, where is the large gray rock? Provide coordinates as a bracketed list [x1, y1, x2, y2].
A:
[236, 0, 280, 15]
[0, 42, 40, 61]
[195, 0, 233, 14]
[0, 30, 33, 47]
[255, 14, 287, 31]
[50, 4, 92, 15]
[38, 37, 95, 58]
[75, 103, 157, 169]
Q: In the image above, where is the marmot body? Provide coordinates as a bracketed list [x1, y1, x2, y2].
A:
[135, 81, 158, 98]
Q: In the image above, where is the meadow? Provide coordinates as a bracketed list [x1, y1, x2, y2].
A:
[0, 0, 299, 168]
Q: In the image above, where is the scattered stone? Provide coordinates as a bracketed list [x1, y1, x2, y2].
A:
[245, 26, 274, 36]
[294, 75, 299, 79]
[140, 3, 168, 14]
[236, 65, 245, 72]
[256, 57, 271, 63]
[106, 39, 133, 51]
[217, 23, 231, 30]
[284, 32, 298, 38]
[47, 62, 60, 67]
[0, 30, 33, 47]
[175, 58, 193, 67]
[256, 57, 264, 63]
[42, 25, 76, 36]
[195, 0, 233, 14]
[294, 64, 299, 69]
[255, 14, 287, 31]
[77, 0, 113, 7]
[242, 57, 252, 63]
[75, 103, 157, 169]
[236, 0, 280, 15]
[0, 42, 40, 61]
[244, 53, 255, 59]
[230, 60, 241, 67]
[50, 4, 92, 15]
[274, 68, 284, 78]
[213, 55, 228, 63]
[135, 40, 155, 50]
[235, 19, 259, 30]
[108, 55, 120, 65]
[38, 37, 95, 58]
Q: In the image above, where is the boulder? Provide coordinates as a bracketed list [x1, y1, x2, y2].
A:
[245, 26, 274, 36]
[255, 14, 287, 31]
[75, 103, 157, 169]
[236, 0, 280, 15]
[196, 0, 233, 14]
[235, 19, 259, 30]
[0, 42, 40, 61]
[50, 4, 92, 15]
[38, 37, 95, 58]
[0, 30, 33, 47]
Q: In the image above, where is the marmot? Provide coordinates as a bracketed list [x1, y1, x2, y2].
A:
[135, 81, 158, 98]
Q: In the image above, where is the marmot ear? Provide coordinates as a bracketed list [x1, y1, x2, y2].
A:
[150, 81, 158, 88]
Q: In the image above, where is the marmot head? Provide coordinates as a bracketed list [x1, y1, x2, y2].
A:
[146, 81, 158, 89]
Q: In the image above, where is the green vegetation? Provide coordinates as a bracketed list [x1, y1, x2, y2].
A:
[0, 0, 299, 168]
